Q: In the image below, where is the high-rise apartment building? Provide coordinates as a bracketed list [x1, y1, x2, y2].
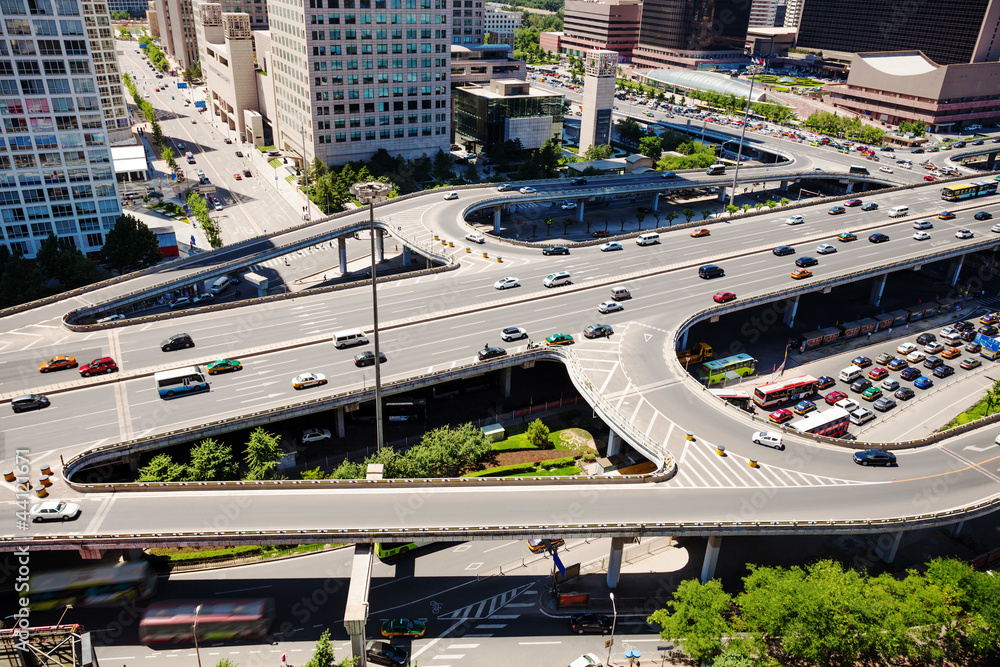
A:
[796, 0, 1000, 66]
[632, 0, 752, 70]
[196, 4, 261, 139]
[0, 0, 123, 257]
[561, 0, 641, 62]
[85, 0, 132, 144]
[151, 0, 198, 68]
[749, 0, 782, 28]
[453, 0, 483, 45]
[265, 0, 452, 166]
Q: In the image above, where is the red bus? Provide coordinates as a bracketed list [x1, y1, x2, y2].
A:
[752, 374, 819, 408]
[788, 407, 850, 438]
[139, 599, 275, 645]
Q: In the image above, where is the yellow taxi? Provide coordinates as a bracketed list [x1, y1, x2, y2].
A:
[38, 355, 77, 373]
[689, 228, 710, 238]
[940, 347, 962, 360]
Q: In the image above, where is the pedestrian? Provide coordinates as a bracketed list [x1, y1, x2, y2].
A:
[905, 322, 909, 330]
[888, 328, 892, 335]
[323, 274, 326, 281]
[867, 331, 872, 340]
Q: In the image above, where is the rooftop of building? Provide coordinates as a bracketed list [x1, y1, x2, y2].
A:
[746, 26, 798, 37]
[645, 69, 769, 102]
[459, 79, 563, 99]
[857, 51, 939, 76]
[566, 0, 641, 5]
[451, 43, 515, 53]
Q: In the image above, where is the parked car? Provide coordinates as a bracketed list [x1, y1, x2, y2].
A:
[301, 428, 333, 444]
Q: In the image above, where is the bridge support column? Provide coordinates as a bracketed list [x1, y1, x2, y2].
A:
[336, 407, 346, 438]
[780, 180, 788, 191]
[338, 237, 348, 275]
[375, 229, 384, 263]
[947, 256, 964, 287]
[679, 329, 689, 350]
[652, 192, 661, 213]
[845, 181, 854, 194]
[717, 186, 727, 202]
[576, 200, 585, 223]
[606, 536, 628, 589]
[876, 530, 904, 564]
[987, 151, 996, 169]
[607, 429, 621, 457]
[701, 536, 722, 582]
[503, 366, 512, 398]
[402, 245, 412, 265]
[493, 206, 502, 233]
[950, 521, 964, 537]
[345, 466, 381, 665]
[783, 295, 799, 328]
[869, 274, 887, 307]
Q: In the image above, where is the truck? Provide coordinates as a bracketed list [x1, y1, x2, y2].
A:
[677, 342, 713, 364]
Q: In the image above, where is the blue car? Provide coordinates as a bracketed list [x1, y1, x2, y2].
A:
[815, 375, 836, 390]
[914, 376, 934, 389]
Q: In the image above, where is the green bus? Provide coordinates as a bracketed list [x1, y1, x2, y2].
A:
[375, 541, 433, 559]
[699, 353, 756, 385]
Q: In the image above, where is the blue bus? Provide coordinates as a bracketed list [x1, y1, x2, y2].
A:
[941, 181, 998, 201]
[155, 366, 209, 398]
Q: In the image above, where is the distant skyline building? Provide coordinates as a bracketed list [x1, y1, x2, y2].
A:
[632, 0, 752, 70]
[796, 0, 1000, 66]
[561, 0, 641, 63]
[454, 0, 485, 45]
[579, 49, 616, 154]
[150, 0, 199, 68]
[749, 0, 784, 28]
[483, 1, 521, 45]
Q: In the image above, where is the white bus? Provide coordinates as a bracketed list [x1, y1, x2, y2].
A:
[155, 366, 209, 399]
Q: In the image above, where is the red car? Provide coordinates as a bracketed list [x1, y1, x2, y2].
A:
[713, 291, 736, 303]
[868, 367, 888, 380]
[825, 390, 847, 405]
[79, 357, 118, 377]
[924, 175, 938, 182]
[844, 198, 862, 207]
[768, 409, 793, 424]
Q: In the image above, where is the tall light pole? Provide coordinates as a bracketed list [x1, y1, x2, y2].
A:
[193, 603, 203, 667]
[56, 604, 74, 625]
[349, 181, 392, 450]
[607, 592, 617, 666]
[728, 62, 764, 211]
[300, 125, 311, 222]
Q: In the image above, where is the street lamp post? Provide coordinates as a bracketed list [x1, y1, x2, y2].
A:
[193, 603, 203, 667]
[728, 62, 764, 212]
[606, 592, 617, 666]
[56, 604, 74, 625]
[349, 181, 392, 450]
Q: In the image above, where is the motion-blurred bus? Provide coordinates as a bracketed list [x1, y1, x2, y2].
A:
[29, 561, 157, 611]
[139, 599, 275, 645]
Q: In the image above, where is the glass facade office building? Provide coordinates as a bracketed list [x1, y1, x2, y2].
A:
[454, 80, 563, 152]
[637, 0, 752, 53]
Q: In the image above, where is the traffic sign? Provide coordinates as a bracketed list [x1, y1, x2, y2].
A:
[975, 333, 1000, 352]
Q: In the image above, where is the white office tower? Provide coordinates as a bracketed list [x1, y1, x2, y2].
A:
[0, 0, 123, 256]
[578, 49, 616, 154]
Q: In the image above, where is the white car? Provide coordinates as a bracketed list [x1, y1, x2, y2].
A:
[816, 244, 837, 254]
[599, 241, 623, 252]
[879, 166, 893, 173]
[906, 350, 927, 363]
[500, 326, 527, 341]
[992, 224, 1000, 233]
[213, 201, 222, 211]
[913, 220, 933, 229]
[29, 500, 81, 522]
[913, 231, 931, 240]
[882, 152, 896, 158]
[301, 428, 332, 444]
[955, 229, 974, 239]
[785, 215, 805, 225]
[597, 300, 624, 313]
[292, 372, 327, 390]
[751, 431, 784, 450]
[465, 232, 485, 244]
[560, 202, 577, 210]
[494, 277, 520, 290]
[896, 342, 918, 355]
[97, 314, 126, 323]
[519, 187, 536, 194]
[443, 192, 459, 200]
[924, 341, 945, 354]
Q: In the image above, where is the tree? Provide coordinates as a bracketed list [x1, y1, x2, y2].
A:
[700, 209, 714, 221]
[779, 197, 790, 206]
[188, 438, 238, 481]
[544, 217, 553, 236]
[243, 428, 283, 481]
[634, 210, 645, 231]
[682, 208, 696, 223]
[525, 419, 551, 448]
[665, 211, 679, 227]
[741, 203, 752, 215]
[764, 200, 777, 209]
[100, 214, 162, 274]
[405, 423, 495, 477]
[615, 118, 644, 147]
[561, 217, 573, 233]
[138, 454, 187, 482]
[649, 578, 732, 664]
[462, 162, 479, 183]
[304, 629, 337, 667]
[35, 233, 100, 289]
[308, 156, 329, 184]
[725, 204, 739, 216]
[432, 149, 454, 182]
[583, 143, 613, 160]
[638, 136, 662, 161]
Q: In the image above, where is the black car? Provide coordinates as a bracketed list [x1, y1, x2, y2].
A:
[961, 330, 977, 342]
[365, 640, 408, 667]
[795, 256, 818, 267]
[542, 245, 570, 255]
[933, 364, 955, 378]
[861, 202, 879, 211]
[478, 346, 507, 361]
[584, 324, 614, 339]
[973, 139, 985, 146]
[853, 448, 897, 466]
[868, 233, 889, 243]
[923, 355, 943, 369]
[894, 386, 915, 401]
[954, 320, 975, 332]
[916, 333, 936, 345]
[911, 148, 925, 154]
[160, 333, 194, 351]
[954, 141, 966, 148]
[570, 178, 588, 185]
[979, 325, 999, 336]
[772, 245, 795, 256]
[975, 211, 993, 221]
[569, 614, 612, 635]
[900, 367, 922, 381]
[354, 351, 387, 367]
[850, 378, 872, 393]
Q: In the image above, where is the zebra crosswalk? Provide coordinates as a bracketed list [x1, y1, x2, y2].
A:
[437, 583, 536, 621]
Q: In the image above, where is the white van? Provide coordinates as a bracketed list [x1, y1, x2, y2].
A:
[888, 205, 909, 217]
[850, 408, 876, 425]
[209, 276, 231, 295]
[611, 286, 631, 300]
[543, 271, 571, 287]
[839, 365, 864, 383]
[333, 329, 368, 349]
[636, 232, 660, 246]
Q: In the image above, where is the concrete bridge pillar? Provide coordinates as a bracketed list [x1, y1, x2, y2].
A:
[783, 295, 799, 328]
[338, 237, 348, 275]
[375, 229, 384, 263]
[402, 245, 412, 265]
[845, 181, 855, 194]
[607, 429, 621, 457]
[869, 274, 887, 307]
[606, 536, 628, 589]
[679, 329, 689, 350]
[780, 180, 789, 191]
[653, 192, 661, 213]
[987, 151, 996, 169]
[493, 206, 502, 233]
[876, 530, 904, 564]
[947, 255, 965, 287]
[336, 407, 346, 438]
[717, 186, 727, 202]
[700, 536, 722, 582]
[576, 200, 586, 223]
[950, 521, 964, 537]
[503, 366, 512, 398]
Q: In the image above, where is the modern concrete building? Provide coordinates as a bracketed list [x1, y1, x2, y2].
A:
[561, 0, 641, 63]
[151, 0, 199, 68]
[454, 79, 563, 152]
[451, 44, 525, 84]
[453, 0, 485, 45]
[483, 2, 521, 45]
[0, 0, 123, 256]
[147, 0, 160, 37]
[579, 49, 616, 153]
[744, 26, 796, 57]
[83, 0, 133, 145]
[632, 0, 752, 70]
[538, 30, 562, 55]
[824, 52, 1000, 132]
[196, 4, 261, 142]
[749, 0, 784, 28]
[796, 0, 1000, 67]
